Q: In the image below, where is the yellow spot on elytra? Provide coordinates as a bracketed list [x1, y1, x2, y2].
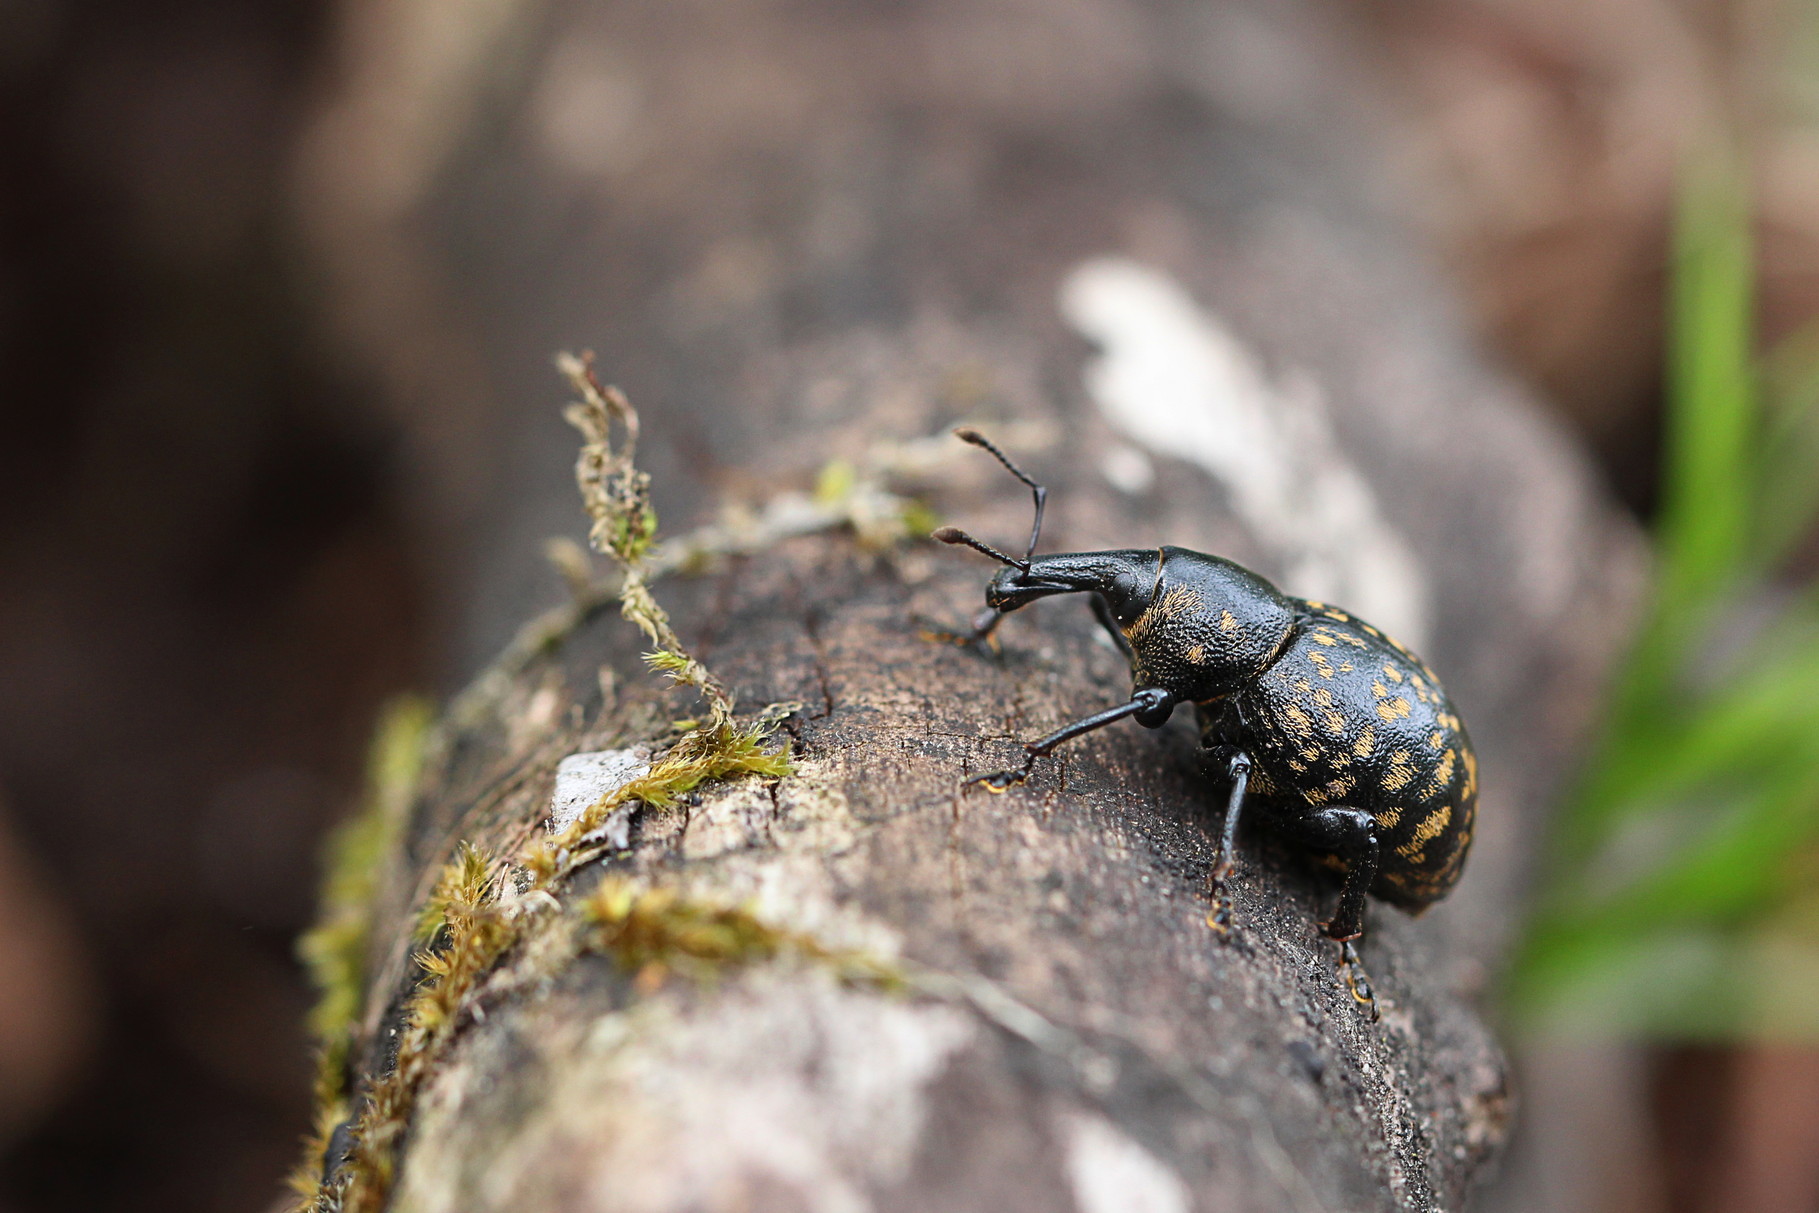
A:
[1384, 762, 1414, 793]
[1411, 674, 1428, 693]
[1344, 635, 1369, 649]
[1464, 748, 1479, 796]
[1372, 681, 1389, 699]
[1324, 775, 1354, 800]
[1299, 746, 1320, 761]
[1313, 688, 1335, 707]
[1429, 731, 1444, 748]
[1353, 726, 1375, 757]
[1295, 678, 1314, 694]
[1322, 709, 1345, 734]
[1339, 662, 1354, 672]
[1314, 632, 1338, 647]
[1383, 665, 1404, 683]
[1287, 759, 1307, 773]
[1428, 748, 1456, 795]
[1219, 609, 1238, 633]
[1374, 807, 1402, 829]
[1186, 644, 1206, 663]
[1285, 706, 1313, 735]
[1305, 785, 1330, 805]
[1377, 697, 1411, 722]
[1397, 805, 1453, 858]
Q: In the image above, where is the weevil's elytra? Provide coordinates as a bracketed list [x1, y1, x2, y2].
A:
[931, 429, 1477, 1016]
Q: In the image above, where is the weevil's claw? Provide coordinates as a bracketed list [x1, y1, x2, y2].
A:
[963, 768, 1026, 793]
[1204, 894, 1233, 936]
[1338, 940, 1379, 1022]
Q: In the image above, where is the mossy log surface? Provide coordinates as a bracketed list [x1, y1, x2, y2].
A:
[302, 2, 1647, 1210]
[341, 432, 1635, 1213]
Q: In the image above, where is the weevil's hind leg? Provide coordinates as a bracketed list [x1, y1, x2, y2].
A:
[1270, 805, 1382, 1020]
[1272, 805, 1379, 941]
[1090, 593, 1134, 660]
[1200, 747, 1251, 935]
[966, 687, 1174, 792]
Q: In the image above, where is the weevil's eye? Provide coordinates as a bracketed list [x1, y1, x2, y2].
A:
[1101, 566, 1151, 626]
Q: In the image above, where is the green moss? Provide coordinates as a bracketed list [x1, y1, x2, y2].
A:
[585, 878, 905, 991]
[290, 695, 433, 1208]
[298, 696, 434, 1083]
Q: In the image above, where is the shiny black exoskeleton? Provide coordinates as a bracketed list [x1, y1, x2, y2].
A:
[932, 430, 1476, 1001]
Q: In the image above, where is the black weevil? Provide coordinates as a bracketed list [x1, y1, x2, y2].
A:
[932, 429, 1477, 1013]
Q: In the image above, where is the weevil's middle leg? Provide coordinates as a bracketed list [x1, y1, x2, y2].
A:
[1272, 805, 1383, 1020]
[1201, 747, 1251, 934]
[966, 687, 1175, 791]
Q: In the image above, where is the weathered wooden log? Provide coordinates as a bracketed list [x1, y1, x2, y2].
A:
[294, 1, 1645, 1209]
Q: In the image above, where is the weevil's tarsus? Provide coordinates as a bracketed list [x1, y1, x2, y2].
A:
[1339, 940, 1380, 1022]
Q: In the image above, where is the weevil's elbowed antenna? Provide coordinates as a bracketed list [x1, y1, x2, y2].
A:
[930, 526, 1025, 570]
[932, 428, 1048, 568]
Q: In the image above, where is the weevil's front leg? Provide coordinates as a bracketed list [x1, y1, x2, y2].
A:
[1090, 593, 1134, 660]
[966, 687, 1175, 791]
[1200, 747, 1251, 934]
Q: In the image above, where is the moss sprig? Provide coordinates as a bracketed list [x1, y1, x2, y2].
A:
[560, 352, 734, 727]
[554, 352, 793, 852]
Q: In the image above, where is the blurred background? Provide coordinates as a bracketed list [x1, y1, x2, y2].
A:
[2, 0, 1819, 1211]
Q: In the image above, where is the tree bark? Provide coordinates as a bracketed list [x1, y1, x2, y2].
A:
[297, 1, 1646, 1210]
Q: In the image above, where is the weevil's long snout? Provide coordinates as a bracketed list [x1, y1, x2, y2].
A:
[984, 550, 1155, 614]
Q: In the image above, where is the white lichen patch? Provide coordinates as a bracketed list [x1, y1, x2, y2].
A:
[548, 747, 651, 836]
[1059, 1110, 1192, 1213]
[393, 974, 976, 1213]
[1060, 256, 1431, 651]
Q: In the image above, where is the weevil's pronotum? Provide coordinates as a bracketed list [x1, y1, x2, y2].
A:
[931, 429, 1477, 1014]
